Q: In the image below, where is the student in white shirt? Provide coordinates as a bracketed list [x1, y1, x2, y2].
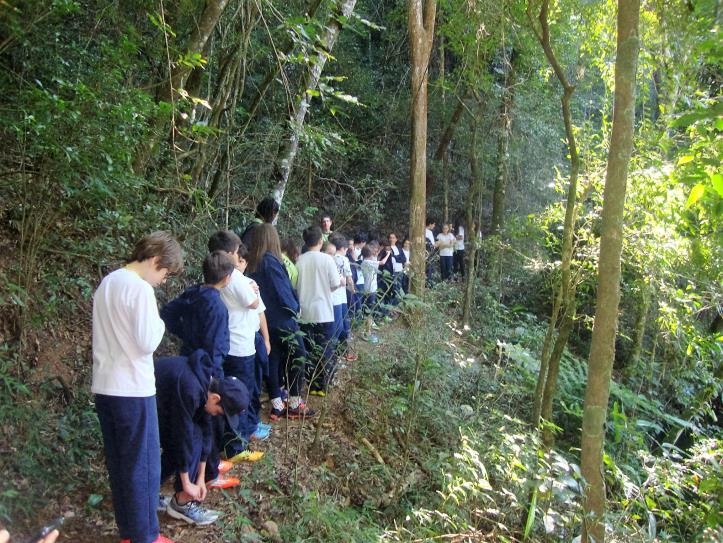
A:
[92, 231, 183, 543]
[296, 226, 345, 395]
[436, 223, 456, 281]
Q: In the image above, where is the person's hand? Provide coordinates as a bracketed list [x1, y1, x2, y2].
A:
[0, 529, 59, 543]
[182, 480, 202, 501]
[265, 339, 271, 355]
[195, 476, 208, 502]
[250, 280, 260, 295]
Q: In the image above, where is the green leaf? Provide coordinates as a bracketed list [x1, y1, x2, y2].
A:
[677, 155, 695, 165]
[685, 184, 706, 209]
[87, 494, 103, 507]
[711, 173, 723, 197]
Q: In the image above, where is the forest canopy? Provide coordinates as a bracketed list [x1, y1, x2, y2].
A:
[0, 0, 720, 542]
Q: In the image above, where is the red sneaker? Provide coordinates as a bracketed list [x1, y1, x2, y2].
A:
[218, 459, 233, 474]
[152, 536, 176, 543]
[207, 476, 240, 489]
[344, 352, 359, 361]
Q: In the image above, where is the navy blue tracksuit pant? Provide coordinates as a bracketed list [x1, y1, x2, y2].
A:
[302, 321, 336, 391]
[223, 353, 257, 456]
[96, 394, 160, 543]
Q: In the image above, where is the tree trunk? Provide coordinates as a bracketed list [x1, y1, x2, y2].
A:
[527, 0, 582, 430]
[624, 279, 650, 378]
[490, 49, 517, 234]
[462, 121, 482, 328]
[580, 1, 640, 541]
[408, 0, 437, 296]
[272, 0, 358, 207]
[133, 0, 231, 175]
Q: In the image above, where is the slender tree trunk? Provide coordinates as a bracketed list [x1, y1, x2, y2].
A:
[462, 121, 482, 328]
[581, 2, 640, 540]
[133, 0, 231, 175]
[527, 0, 582, 431]
[272, 0, 358, 207]
[624, 279, 650, 378]
[490, 49, 517, 234]
[408, 0, 437, 296]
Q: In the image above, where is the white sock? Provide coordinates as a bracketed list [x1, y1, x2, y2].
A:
[271, 397, 284, 410]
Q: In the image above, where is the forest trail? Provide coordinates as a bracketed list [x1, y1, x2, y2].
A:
[57, 312, 479, 543]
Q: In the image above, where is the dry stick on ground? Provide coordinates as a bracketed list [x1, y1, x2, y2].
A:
[360, 437, 386, 465]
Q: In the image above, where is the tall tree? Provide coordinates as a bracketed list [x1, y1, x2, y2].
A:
[272, 0, 357, 207]
[527, 0, 583, 442]
[408, 0, 437, 296]
[580, 0, 640, 540]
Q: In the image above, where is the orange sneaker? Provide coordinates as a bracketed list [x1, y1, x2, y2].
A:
[207, 476, 240, 489]
[218, 460, 233, 474]
[152, 536, 175, 543]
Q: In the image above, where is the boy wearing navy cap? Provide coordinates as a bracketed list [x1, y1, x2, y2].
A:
[155, 350, 249, 525]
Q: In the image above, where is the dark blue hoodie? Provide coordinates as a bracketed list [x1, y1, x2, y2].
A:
[249, 252, 299, 331]
[161, 284, 229, 377]
[155, 350, 214, 475]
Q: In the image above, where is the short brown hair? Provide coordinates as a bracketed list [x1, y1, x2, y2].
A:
[208, 230, 241, 253]
[129, 231, 183, 275]
[203, 251, 234, 285]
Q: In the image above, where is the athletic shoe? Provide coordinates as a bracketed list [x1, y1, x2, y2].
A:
[343, 352, 359, 361]
[280, 388, 289, 402]
[286, 405, 316, 419]
[158, 494, 172, 512]
[365, 333, 379, 344]
[218, 460, 233, 474]
[250, 425, 271, 441]
[152, 536, 175, 543]
[228, 450, 265, 463]
[269, 407, 286, 421]
[207, 475, 241, 489]
[257, 421, 272, 431]
[166, 496, 219, 525]
[309, 389, 327, 397]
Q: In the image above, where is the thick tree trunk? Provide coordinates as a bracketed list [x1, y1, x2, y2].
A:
[580, 1, 640, 541]
[272, 0, 358, 207]
[408, 0, 437, 296]
[490, 49, 517, 234]
[527, 0, 581, 431]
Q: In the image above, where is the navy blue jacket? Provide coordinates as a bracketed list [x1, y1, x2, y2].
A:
[249, 252, 299, 331]
[160, 285, 229, 377]
[155, 350, 213, 474]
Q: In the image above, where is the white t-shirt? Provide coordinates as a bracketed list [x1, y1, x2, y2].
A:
[354, 247, 365, 286]
[361, 258, 379, 293]
[296, 250, 339, 323]
[437, 233, 456, 257]
[402, 249, 411, 271]
[455, 226, 465, 251]
[391, 246, 404, 273]
[221, 269, 266, 357]
[425, 228, 436, 246]
[92, 268, 165, 397]
[332, 254, 352, 306]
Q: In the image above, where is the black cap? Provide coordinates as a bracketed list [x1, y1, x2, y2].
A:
[212, 377, 249, 430]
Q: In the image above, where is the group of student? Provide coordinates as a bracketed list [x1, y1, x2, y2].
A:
[425, 217, 467, 284]
[90, 197, 448, 543]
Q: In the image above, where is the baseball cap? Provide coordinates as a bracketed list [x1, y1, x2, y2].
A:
[211, 376, 249, 430]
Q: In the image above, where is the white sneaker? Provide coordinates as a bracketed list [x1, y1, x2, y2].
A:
[166, 496, 219, 525]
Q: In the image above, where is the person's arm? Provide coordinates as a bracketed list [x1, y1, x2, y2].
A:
[202, 301, 229, 375]
[327, 257, 344, 291]
[259, 311, 271, 354]
[134, 285, 166, 354]
[169, 380, 205, 497]
[269, 257, 299, 314]
[396, 247, 407, 265]
[179, 470, 202, 501]
[379, 250, 392, 265]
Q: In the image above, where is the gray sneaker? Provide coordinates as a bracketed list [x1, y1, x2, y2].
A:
[158, 495, 171, 512]
[166, 496, 219, 525]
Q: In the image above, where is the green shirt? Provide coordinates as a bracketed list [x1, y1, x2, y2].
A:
[282, 253, 298, 289]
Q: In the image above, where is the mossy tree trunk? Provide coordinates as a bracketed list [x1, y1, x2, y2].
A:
[462, 121, 483, 328]
[581, 1, 640, 540]
[272, 0, 358, 208]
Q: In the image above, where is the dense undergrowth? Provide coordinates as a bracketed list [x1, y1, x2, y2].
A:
[1, 274, 720, 542]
